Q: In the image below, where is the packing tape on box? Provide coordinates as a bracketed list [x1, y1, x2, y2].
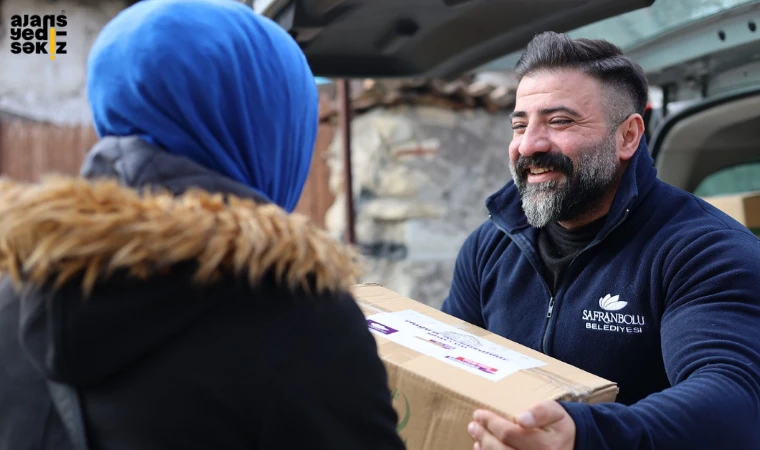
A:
[357, 301, 392, 314]
[525, 367, 595, 401]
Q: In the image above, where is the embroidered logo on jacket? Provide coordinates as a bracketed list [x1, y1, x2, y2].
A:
[582, 294, 645, 334]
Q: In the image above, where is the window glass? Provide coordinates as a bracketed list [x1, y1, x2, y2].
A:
[693, 162, 760, 196]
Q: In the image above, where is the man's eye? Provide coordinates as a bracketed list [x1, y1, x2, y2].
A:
[550, 119, 572, 125]
[511, 124, 526, 130]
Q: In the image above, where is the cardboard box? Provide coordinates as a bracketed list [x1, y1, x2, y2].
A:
[702, 191, 760, 236]
[352, 283, 618, 450]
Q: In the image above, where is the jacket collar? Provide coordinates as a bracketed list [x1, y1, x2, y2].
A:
[486, 136, 657, 240]
[80, 136, 270, 203]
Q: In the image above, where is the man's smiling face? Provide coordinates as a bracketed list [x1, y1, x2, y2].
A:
[508, 68, 622, 228]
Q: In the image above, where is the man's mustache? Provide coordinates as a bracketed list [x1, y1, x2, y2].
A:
[515, 152, 574, 178]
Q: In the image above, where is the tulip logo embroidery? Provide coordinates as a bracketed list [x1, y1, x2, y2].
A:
[599, 294, 627, 311]
[582, 293, 646, 334]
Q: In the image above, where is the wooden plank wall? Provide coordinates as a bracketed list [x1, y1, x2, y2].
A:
[0, 114, 98, 181]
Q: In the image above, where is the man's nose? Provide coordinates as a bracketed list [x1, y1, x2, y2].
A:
[518, 125, 551, 157]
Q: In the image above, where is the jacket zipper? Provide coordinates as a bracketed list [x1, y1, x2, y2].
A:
[541, 297, 555, 352]
[539, 208, 631, 353]
[546, 297, 555, 318]
[538, 280, 554, 353]
[491, 214, 557, 353]
[491, 208, 632, 355]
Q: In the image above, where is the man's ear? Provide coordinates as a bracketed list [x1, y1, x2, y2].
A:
[617, 114, 645, 161]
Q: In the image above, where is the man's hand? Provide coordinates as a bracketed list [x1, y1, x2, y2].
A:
[467, 400, 576, 450]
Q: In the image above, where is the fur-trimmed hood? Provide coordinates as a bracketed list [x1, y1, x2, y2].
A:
[0, 176, 361, 296]
[0, 175, 364, 388]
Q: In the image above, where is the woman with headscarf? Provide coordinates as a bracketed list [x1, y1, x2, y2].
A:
[0, 1, 405, 449]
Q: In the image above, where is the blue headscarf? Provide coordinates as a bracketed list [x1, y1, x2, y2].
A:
[86, 0, 318, 212]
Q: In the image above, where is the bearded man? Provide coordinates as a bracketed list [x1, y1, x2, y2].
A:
[442, 32, 760, 450]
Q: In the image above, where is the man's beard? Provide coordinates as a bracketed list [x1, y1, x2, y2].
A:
[509, 133, 619, 228]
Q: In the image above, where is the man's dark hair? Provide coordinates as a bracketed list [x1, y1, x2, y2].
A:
[515, 31, 648, 127]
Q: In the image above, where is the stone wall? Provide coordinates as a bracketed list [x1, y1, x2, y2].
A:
[326, 105, 514, 308]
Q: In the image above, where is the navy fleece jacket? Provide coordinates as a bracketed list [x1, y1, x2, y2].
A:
[442, 138, 760, 449]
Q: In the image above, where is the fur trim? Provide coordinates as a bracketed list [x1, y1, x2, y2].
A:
[0, 176, 362, 296]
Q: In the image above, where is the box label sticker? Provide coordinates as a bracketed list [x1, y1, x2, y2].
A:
[367, 319, 398, 335]
[366, 309, 546, 381]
